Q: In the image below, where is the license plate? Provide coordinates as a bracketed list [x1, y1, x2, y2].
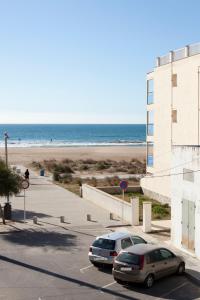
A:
[121, 267, 132, 271]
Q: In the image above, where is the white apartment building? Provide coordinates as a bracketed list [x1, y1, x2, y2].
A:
[141, 42, 200, 204]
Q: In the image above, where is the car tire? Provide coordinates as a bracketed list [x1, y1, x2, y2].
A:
[144, 274, 154, 288]
[114, 277, 124, 285]
[91, 262, 100, 267]
[177, 262, 185, 275]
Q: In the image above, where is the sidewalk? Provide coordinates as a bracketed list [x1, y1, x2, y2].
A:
[114, 223, 200, 285]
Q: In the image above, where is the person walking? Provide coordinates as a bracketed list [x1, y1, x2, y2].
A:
[25, 169, 29, 180]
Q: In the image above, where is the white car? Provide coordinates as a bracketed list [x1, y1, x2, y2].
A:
[88, 232, 147, 266]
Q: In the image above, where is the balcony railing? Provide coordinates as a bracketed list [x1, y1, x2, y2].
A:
[147, 123, 154, 136]
[147, 154, 153, 167]
[157, 42, 200, 67]
[147, 92, 154, 105]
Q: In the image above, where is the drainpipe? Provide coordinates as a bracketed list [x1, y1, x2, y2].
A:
[170, 51, 174, 147]
[198, 67, 200, 147]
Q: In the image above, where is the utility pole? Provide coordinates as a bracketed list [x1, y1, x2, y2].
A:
[4, 132, 9, 205]
[4, 132, 9, 168]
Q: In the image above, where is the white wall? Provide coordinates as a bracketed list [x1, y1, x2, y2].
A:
[82, 184, 132, 223]
[171, 146, 200, 259]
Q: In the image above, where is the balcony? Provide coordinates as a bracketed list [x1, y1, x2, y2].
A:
[147, 123, 154, 136]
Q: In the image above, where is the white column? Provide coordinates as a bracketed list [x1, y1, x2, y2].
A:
[156, 57, 160, 67]
[131, 197, 139, 226]
[142, 202, 152, 233]
[185, 45, 189, 57]
[169, 51, 173, 63]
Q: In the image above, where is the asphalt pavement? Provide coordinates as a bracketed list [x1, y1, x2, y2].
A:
[0, 224, 199, 300]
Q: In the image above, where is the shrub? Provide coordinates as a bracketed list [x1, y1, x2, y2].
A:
[79, 165, 89, 171]
[152, 205, 169, 216]
[53, 171, 60, 181]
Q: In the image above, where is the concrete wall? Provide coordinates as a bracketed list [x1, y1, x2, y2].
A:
[171, 146, 200, 259]
[82, 184, 132, 223]
[141, 51, 200, 203]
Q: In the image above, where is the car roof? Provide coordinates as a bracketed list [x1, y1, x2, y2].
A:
[122, 244, 163, 255]
[97, 231, 131, 241]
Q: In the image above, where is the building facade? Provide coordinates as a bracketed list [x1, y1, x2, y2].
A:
[171, 146, 200, 259]
[141, 43, 200, 204]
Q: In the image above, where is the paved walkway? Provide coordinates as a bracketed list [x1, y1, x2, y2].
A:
[10, 166, 124, 228]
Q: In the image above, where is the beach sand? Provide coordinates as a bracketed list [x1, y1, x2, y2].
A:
[0, 146, 146, 165]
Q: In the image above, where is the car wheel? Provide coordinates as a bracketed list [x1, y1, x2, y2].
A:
[114, 278, 124, 285]
[177, 262, 185, 275]
[92, 262, 100, 267]
[144, 274, 154, 288]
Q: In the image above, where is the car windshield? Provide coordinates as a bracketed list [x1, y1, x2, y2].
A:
[117, 252, 140, 265]
[92, 238, 116, 250]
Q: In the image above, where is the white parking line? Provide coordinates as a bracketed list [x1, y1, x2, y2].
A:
[158, 281, 188, 299]
[80, 265, 93, 273]
[101, 281, 116, 293]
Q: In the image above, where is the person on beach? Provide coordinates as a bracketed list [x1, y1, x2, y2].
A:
[25, 169, 29, 180]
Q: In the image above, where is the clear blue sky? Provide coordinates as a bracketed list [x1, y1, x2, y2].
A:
[0, 0, 199, 124]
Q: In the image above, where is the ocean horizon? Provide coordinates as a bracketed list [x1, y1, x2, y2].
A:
[0, 124, 146, 148]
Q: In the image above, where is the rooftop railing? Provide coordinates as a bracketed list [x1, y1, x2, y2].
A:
[156, 42, 200, 67]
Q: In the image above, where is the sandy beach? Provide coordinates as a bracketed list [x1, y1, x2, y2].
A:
[0, 146, 146, 165]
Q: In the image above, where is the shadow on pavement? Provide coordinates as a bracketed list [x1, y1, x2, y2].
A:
[122, 274, 200, 300]
[12, 209, 52, 221]
[0, 254, 138, 300]
[1, 229, 77, 250]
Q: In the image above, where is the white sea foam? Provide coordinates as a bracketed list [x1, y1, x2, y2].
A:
[0, 140, 146, 148]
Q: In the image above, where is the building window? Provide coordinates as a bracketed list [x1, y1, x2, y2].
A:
[183, 168, 194, 182]
[147, 142, 154, 167]
[172, 74, 177, 87]
[147, 111, 154, 135]
[172, 110, 177, 123]
[147, 79, 154, 105]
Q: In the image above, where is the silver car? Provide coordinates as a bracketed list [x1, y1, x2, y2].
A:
[88, 232, 147, 266]
[112, 244, 185, 288]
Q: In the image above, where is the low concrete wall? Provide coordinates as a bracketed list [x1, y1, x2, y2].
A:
[142, 187, 171, 205]
[82, 184, 132, 223]
[98, 186, 141, 195]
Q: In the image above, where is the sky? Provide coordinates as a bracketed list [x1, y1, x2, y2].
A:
[0, 0, 200, 124]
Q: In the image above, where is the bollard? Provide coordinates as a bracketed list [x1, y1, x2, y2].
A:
[110, 213, 114, 220]
[142, 202, 152, 233]
[87, 214, 91, 221]
[33, 216, 38, 224]
[60, 216, 65, 223]
[131, 197, 139, 226]
[80, 186, 82, 198]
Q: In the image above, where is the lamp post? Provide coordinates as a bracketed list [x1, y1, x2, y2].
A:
[4, 132, 9, 168]
[4, 132, 9, 204]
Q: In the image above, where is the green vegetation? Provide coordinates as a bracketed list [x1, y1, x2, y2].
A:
[0, 160, 22, 197]
[116, 192, 170, 221]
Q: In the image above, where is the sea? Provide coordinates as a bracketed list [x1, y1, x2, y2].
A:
[0, 124, 146, 148]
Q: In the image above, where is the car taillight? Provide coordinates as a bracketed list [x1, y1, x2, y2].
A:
[89, 247, 92, 253]
[139, 255, 144, 270]
[110, 251, 118, 257]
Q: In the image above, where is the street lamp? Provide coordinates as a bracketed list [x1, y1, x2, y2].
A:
[4, 132, 9, 168]
[4, 132, 9, 205]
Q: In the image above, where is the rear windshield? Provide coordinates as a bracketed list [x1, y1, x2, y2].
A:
[92, 238, 116, 250]
[117, 252, 140, 265]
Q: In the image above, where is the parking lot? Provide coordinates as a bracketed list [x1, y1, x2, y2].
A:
[0, 224, 199, 300]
